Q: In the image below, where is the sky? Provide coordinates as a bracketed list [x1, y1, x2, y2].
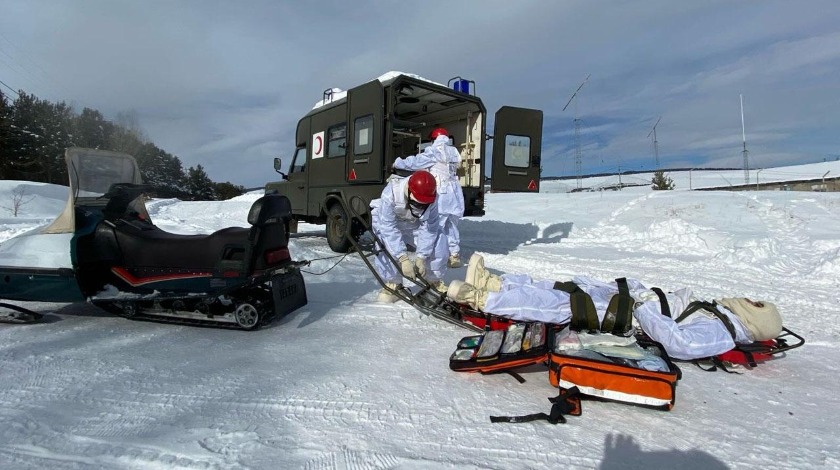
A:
[2, 163, 840, 468]
[1, 0, 840, 187]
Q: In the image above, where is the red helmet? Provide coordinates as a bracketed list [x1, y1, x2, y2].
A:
[429, 127, 448, 140]
[408, 170, 437, 204]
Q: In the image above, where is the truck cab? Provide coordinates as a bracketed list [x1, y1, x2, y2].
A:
[265, 72, 542, 252]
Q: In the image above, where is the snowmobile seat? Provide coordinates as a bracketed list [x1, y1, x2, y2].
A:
[112, 222, 251, 271]
[246, 194, 293, 272]
[99, 194, 293, 274]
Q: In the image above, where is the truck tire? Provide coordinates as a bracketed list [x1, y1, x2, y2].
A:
[326, 204, 353, 253]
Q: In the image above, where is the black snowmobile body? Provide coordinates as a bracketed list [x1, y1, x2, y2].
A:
[0, 148, 307, 329]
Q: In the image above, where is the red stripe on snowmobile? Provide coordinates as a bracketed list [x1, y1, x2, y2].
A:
[111, 267, 213, 287]
[265, 247, 291, 265]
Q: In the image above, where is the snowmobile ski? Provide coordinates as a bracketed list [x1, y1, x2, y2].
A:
[0, 302, 45, 324]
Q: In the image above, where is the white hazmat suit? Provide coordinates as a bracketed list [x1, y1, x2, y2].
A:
[393, 135, 465, 259]
[370, 176, 448, 284]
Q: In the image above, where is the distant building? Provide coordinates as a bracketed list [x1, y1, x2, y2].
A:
[697, 176, 840, 192]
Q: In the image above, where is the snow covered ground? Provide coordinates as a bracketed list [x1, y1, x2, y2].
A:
[2, 164, 840, 469]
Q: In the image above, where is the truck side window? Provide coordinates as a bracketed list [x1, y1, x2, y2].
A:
[504, 134, 531, 168]
[290, 147, 306, 173]
[354, 115, 373, 155]
[327, 123, 347, 158]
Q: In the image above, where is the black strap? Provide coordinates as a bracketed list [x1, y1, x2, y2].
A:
[553, 281, 598, 332]
[603, 278, 634, 335]
[675, 301, 738, 340]
[481, 369, 526, 384]
[392, 168, 413, 178]
[693, 357, 742, 374]
[742, 349, 757, 368]
[490, 411, 565, 424]
[651, 287, 671, 318]
[506, 371, 527, 383]
[490, 387, 582, 425]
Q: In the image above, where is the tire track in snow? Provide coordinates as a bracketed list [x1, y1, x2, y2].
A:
[303, 449, 402, 470]
[0, 386, 426, 429]
[0, 409, 230, 469]
[0, 441, 230, 470]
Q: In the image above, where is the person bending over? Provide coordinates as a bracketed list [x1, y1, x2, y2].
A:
[370, 170, 449, 302]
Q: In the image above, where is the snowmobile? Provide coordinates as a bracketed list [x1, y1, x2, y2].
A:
[0, 148, 307, 329]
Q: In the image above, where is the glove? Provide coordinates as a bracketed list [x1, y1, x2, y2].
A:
[415, 257, 429, 278]
[399, 254, 414, 278]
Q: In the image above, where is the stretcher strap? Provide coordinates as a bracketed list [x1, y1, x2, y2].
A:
[553, 281, 598, 331]
[651, 287, 670, 317]
[675, 301, 738, 340]
[604, 278, 633, 335]
[694, 356, 743, 374]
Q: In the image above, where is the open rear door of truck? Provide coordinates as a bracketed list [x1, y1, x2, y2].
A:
[490, 106, 543, 192]
[346, 80, 385, 184]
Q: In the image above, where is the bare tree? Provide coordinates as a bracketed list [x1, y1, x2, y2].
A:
[5, 186, 36, 217]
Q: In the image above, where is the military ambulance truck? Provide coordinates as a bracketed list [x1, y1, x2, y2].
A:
[265, 72, 542, 253]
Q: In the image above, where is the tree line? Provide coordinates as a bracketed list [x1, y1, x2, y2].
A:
[0, 89, 244, 200]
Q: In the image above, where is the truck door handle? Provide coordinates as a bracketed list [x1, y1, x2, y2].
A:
[297, 185, 304, 189]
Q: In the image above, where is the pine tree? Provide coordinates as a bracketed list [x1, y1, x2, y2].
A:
[0, 90, 11, 179]
[9, 92, 73, 184]
[185, 164, 217, 200]
[214, 181, 246, 200]
[73, 108, 114, 149]
[1, 87, 241, 197]
[651, 170, 675, 190]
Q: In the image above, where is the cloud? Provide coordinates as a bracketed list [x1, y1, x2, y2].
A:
[1, 1, 839, 185]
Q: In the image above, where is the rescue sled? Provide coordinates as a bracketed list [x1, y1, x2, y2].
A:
[0, 148, 308, 329]
[326, 193, 490, 332]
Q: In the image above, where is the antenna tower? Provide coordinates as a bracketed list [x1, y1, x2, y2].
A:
[741, 94, 749, 184]
[562, 74, 590, 189]
[647, 116, 662, 169]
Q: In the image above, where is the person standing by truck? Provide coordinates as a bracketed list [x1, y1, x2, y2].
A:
[393, 128, 465, 268]
[371, 170, 448, 303]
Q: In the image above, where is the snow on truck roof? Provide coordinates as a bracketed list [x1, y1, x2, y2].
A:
[311, 71, 444, 110]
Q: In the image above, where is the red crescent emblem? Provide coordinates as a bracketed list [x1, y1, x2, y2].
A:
[314, 135, 323, 155]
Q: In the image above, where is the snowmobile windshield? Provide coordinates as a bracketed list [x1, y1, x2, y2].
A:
[43, 148, 144, 234]
[69, 149, 143, 200]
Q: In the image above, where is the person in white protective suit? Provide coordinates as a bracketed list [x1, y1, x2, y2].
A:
[371, 170, 450, 303]
[446, 254, 784, 360]
[393, 127, 465, 268]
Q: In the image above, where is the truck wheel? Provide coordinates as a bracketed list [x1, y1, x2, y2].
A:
[326, 205, 353, 253]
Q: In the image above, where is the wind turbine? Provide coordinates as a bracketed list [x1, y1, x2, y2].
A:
[562, 74, 590, 189]
[647, 116, 662, 169]
[740, 94, 749, 184]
